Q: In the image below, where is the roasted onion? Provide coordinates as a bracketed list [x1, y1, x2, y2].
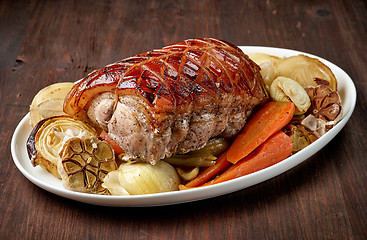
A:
[29, 82, 75, 127]
[277, 55, 337, 90]
[269, 77, 311, 115]
[248, 53, 283, 87]
[26, 116, 97, 179]
[102, 161, 180, 195]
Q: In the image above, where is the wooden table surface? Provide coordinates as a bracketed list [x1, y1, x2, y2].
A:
[1, 0, 366, 239]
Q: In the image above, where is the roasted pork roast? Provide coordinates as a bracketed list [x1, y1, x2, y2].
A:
[64, 38, 268, 164]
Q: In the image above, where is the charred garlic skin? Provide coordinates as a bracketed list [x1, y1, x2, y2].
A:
[58, 137, 117, 194]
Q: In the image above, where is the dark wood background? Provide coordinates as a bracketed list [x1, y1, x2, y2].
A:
[1, 0, 366, 239]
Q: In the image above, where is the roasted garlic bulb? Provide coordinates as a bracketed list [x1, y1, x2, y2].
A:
[284, 84, 342, 153]
[58, 136, 118, 194]
[269, 77, 311, 115]
[277, 55, 337, 90]
[29, 82, 75, 127]
[103, 161, 180, 195]
[305, 85, 342, 121]
[26, 116, 97, 179]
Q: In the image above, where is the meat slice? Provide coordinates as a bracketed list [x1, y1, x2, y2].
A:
[64, 38, 268, 164]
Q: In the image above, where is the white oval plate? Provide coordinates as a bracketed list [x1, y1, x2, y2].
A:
[11, 46, 356, 207]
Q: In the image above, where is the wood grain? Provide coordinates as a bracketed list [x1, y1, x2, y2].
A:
[1, 0, 366, 239]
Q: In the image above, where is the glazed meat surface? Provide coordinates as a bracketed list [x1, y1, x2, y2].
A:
[64, 38, 268, 164]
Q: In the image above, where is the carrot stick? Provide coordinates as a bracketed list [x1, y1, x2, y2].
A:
[203, 131, 292, 186]
[227, 101, 295, 164]
[185, 150, 231, 188]
[99, 130, 125, 155]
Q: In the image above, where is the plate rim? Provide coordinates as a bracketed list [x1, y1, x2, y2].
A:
[11, 46, 357, 207]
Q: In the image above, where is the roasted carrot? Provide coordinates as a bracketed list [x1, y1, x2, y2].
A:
[185, 150, 231, 187]
[99, 130, 125, 155]
[227, 101, 295, 164]
[185, 101, 294, 188]
[203, 131, 293, 186]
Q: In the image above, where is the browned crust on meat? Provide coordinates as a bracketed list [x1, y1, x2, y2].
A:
[64, 38, 268, 131]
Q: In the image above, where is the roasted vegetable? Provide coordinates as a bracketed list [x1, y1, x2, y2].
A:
[191, 138, 231, 156]
[284, 123, 319, 153]
[26, 116, 97, 179]
[102, 161, 180, 195]
[163, 138, 230, 167]
[176, 167, 200, 181]
[164, 154, 217, 167]
[248, 53, 282, 65]
[277, 55, 337, 90]
[185, 102, 295, 187]
[300, 114, 330, 137]
[58, 136, 118, 194]
[29, 82, 74, 127]
[284, 112, 338, 153]
[305, 85, 342, 121]
[185, 150, 231, 188]
[248, 53, 282, 87]
[269, 76, 311, 115]
[287, 84, 342, 152]
[227, 101, 295, 164]
[201, 131, 293, 186]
